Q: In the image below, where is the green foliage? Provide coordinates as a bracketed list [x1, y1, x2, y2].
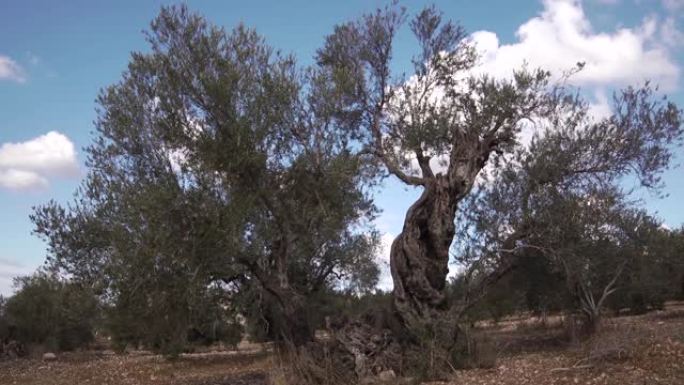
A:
[1, 272, 99, 351]
[449, 252, 573, 324]
[455, 80, 683, 331]
[607, 225, 684, 314]
[104, 279, 244, 356]
[0, 296, 8, 342]
[31, 4, 380, 351]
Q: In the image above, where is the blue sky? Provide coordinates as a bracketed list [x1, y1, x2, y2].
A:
[1, 0, 683, 294]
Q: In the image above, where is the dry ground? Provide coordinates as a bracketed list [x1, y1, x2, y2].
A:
[2, 302, 683, 385]
[433, 301, 684, 385]
[0, 349, 272, 385]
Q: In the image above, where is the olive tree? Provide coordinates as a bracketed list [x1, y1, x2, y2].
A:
[314, 4, 682, 378]
[456, 85, 683, 335]
[317, 4, 552, 338]
[32, 5, 380, 350]
[1, 271, 99, 352]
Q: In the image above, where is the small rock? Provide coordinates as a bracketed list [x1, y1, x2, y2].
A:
[42, 352, 57, 361]
[378, 369, 396, 382]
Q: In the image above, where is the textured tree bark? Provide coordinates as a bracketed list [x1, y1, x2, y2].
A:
[322, 174, 467, 379]
[390, 140, 494, 334]
[390, 175, 459, 334]
[580, 308, 601, 336]
[326, 131, 501, 378]
[246, 246, 315, 347]
[271, 288, 313, 346]
[273, 240, 315, 346]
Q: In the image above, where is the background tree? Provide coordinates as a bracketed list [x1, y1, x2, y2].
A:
[456, 84, 683, 335]
[0, 271, 99, 352]
[607, 223, 684, 314]
[542, 195, 652, 334]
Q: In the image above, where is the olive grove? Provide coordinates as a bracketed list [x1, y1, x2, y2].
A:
[20, 3, 683, 383]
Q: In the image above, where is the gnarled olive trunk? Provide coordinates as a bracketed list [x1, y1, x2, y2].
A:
[248, 248, 314, 347]
[390, 175, 459, 334]
[390, 140, 491, 333]
[322, 176, 467, 380]
[268, 286, 313, 347]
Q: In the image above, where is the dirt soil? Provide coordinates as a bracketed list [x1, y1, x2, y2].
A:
[1, 302, 683, 385]
[0, 350, 271, 385]
[431, 301, 684, 385]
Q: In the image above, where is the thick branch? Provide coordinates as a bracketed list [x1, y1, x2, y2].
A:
[415, 147, 434, 179]
[456, 228, 528, 316]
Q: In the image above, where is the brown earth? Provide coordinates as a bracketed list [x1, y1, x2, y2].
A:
[431, 301, 684, 385]
[1, 302, 683, 385]
[0, 350, 271, 385]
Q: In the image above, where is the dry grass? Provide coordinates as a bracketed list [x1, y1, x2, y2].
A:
[434, 301, 684, 385]
[581, 322, 653, 364]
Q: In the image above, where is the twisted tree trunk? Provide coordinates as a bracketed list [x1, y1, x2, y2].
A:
[390, 175, 458, 334]
[390, 140, 495, 334]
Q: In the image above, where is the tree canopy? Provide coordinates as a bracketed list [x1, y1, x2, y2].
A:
[32, 5, 381, 350]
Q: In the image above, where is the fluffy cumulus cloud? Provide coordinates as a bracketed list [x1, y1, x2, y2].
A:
[469, 0, 680, 90]
[461, 0, 683, 152]
[398, 0, 683, 179]
[0, 131, 80, 191]
[0, 55, 26, 83]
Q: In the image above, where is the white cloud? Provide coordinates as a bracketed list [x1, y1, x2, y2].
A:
[0, 131, 79, 191]
[469, 0, 680, 91]
[0, 258, 33, 297]
[660, 17, 684, 47]
[0, 55, 26, 83]
[391, 0, 682, 180]
[0, 169, 48, 190]
[587, 89, 614, 120]
[662, 0, 684, 11]
[464, 0, 682, 153]
[375, 232, 395, 291]
[0, 131, 79, 176]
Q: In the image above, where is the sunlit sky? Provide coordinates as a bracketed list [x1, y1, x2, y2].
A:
[1, 0, 683, 295]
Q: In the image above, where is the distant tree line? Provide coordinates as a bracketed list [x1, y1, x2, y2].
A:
[451, 224, 684, 324]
